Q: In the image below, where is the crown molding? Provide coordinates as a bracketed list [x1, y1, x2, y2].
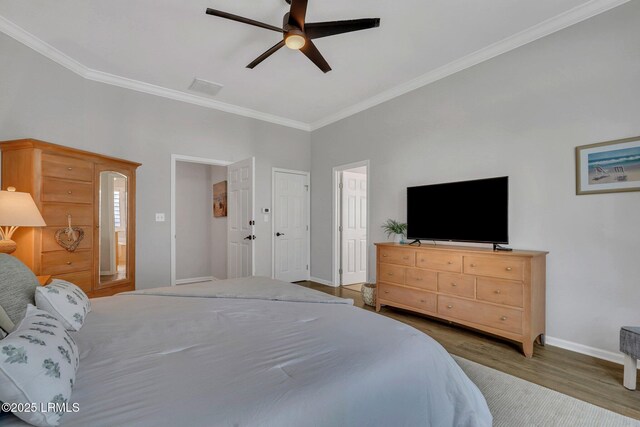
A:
[0, 15, 310, 132]
[308, 0, 630, 131]
[0, 0, 630, 133]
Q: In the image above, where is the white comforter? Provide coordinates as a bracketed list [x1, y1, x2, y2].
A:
[2, 277, 491, 427]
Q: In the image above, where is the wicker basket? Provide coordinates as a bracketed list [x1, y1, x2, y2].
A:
[361, 283, 376, 307]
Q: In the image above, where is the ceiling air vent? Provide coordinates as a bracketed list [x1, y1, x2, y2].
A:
[188, 78, 223, 97]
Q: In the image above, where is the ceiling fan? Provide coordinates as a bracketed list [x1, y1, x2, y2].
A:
[205, 0, 380, 73]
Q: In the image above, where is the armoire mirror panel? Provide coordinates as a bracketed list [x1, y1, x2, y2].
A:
[99, 171, 129, 286]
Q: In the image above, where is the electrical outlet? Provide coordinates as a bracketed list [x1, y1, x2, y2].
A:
[155, 213, 165, 222]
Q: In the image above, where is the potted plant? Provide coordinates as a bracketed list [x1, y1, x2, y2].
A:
[382, 219, 407, 244]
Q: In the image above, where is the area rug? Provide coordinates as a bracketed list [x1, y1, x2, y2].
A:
[453, 356, 640, 426]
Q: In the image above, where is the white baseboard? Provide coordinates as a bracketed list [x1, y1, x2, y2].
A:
[309, 276, 337, 287]
[545, 336, 624, 365]
[175, 276, 215, 285]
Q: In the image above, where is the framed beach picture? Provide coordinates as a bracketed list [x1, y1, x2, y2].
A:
[213, 180, 227, 217]
[576, 136, 640, 195]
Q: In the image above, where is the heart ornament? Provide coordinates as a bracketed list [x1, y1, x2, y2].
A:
[54, 227, 85, 252]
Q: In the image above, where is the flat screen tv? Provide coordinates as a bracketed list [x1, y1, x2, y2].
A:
[407, 176, 508, 244]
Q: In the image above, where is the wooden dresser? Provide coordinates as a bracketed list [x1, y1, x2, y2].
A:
[1, 139, 140, 298]
[375, 243, 547, 357]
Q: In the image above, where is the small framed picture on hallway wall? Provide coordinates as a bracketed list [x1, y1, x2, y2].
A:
[213, 180, 227, 217]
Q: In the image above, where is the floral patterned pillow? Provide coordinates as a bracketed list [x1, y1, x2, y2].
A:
[0, 305, 79, 427]
[34, 280, 91, 332]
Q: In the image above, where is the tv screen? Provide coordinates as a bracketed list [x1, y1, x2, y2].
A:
[407, 177, 508, 244]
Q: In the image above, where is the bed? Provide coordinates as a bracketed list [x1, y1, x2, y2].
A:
[1, 276, 492, 426]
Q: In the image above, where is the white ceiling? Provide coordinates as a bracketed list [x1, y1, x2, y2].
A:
[0, 0, 627, 129]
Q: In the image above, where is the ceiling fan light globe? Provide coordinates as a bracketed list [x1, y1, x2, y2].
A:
[285, 34, 306, 50]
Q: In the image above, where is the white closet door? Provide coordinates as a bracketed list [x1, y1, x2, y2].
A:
[227, 157, 255, 278]
[341, 171, 367, 285]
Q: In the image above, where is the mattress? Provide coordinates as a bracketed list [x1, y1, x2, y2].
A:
[1, 277, 491, 426]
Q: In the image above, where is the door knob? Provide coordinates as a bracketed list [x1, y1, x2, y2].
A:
[276, 232, 285, 237]
[244, 235, 256, 240]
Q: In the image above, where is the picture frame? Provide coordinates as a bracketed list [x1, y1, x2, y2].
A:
[575, 136, 640, 195]
[213, 180, 227, 217]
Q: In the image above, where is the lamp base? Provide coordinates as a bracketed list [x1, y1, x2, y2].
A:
[0, 239, 17, 254]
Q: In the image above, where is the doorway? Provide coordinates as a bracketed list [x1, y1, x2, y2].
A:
[272, 168, 310, 283]
[333, 161, 370, 287]
[170, 154, 255, 286]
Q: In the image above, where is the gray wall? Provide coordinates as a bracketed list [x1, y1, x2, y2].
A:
[0, 32, 311, 288]
[175, 162, 212, 281]
[310, 2, 640, 354]
[210, 165, 228, 280]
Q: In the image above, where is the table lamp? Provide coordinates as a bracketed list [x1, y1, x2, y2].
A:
[0, 187, 46, 254]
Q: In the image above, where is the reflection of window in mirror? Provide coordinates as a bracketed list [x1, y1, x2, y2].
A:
[100, 172, 128, 285]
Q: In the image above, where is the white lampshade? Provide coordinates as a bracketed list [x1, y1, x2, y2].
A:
[0, 189, 46, 227]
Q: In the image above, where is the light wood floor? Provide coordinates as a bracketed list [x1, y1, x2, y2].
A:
[298, 281, 640, 420]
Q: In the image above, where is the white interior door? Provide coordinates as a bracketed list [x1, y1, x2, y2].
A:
[227, 157, 255, 278]
[274, 171, 309, 282]
[341, 171, 367, 285]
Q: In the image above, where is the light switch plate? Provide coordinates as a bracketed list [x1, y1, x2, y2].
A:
[155, 213, 165, 222]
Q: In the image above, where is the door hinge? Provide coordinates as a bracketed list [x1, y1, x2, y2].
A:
[339, 183, 343, 189]
[306, 265, 309, 270]
[306, 225, 309, 231]
[249, 220, 255, 226]
[339, 268, 343, 275]
[305, 185, 309, 192]
[339, 225, 343, 232]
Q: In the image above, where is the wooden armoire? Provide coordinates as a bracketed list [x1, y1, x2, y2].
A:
[0, 139, 141, 298]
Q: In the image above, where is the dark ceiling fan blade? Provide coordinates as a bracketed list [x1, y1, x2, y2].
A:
[305, 18, 380, 39]
[288, 0, 308, 29]
[300, 40, 331, 73]
[246, 40, 286, 69]
[205, 8, 283, 33]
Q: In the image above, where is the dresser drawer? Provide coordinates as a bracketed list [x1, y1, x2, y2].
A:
[476, 277, 523, 308]
[416, 251, 462, 273]
[41, 153, 93, 182]
[379, 247, 415, 266]
[51, 271, 93, 293]
[41, 203, 93, 226]
[437, 273, 475, 298]
[379, 264, 405, 285]
[41, 227, 93, 252]
[406, 269, 437, 291]
[463, 256, 524, 281]
[42, 178, 93, 204]
[41, 250, 92, 275]
[438, 295, 522, 334]
[379, 283, 436, 313]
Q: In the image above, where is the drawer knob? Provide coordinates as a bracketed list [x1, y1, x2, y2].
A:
[382, 254, 388, 257]
[500, 316, 507, 321]
[494, 290, 501, 294]
[67, 190, 72, 195]
[506, 267, 512, 271]
[384, 290, 389, 294]
[387, 272, 394, 276]
[416, 277, 422, 281]
[66, 261, 72, 265]
[420, 299, 425, 303]
[421, 259, 425, 262]
[402, 256, 409, 260]
[67, 167, 73, 171]
[470, 263, 476, 267]
[447, 304, 453, 309]
[451, 283, 457, 287]
[447, 261, 453, 265]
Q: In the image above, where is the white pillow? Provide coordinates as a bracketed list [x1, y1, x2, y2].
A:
[35, 280, 91, 331]
[0, 305, 79, 427]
